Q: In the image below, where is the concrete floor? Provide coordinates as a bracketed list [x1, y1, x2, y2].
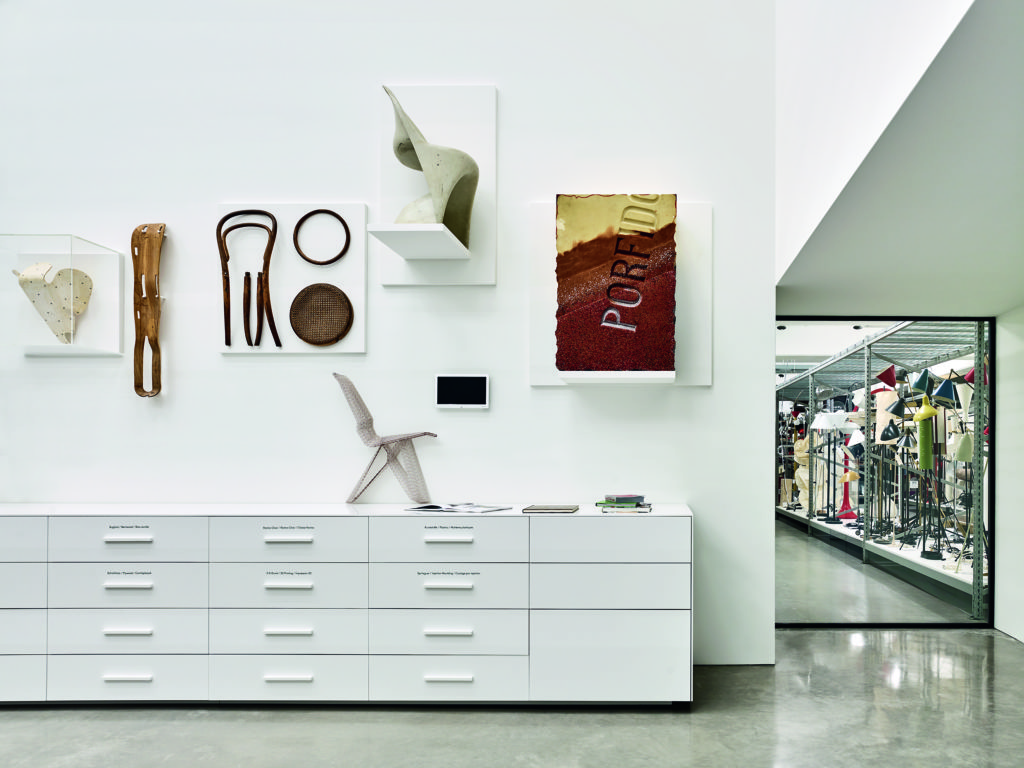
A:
[1, 628, 1022, 767]
[775, 518, 977, 623]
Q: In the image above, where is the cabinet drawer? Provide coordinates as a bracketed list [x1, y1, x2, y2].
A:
[210, 563, 367, 608]
[48, 517, 208, 562]
[530, 516, 691, 563]
[210, 609, 368, 654]
[369, 609, 527, 655]
[210, 655, 368, 701]
[370, 517, 527, 562]
[530, 610, 691, 702]
[0, 655, 46, 701]
[0, 563, 46, 607]
[48, 563, 208, 608]
[0, 517, 46, 561]
[47, 655, 209, 700]
[0, 609, 47, 654]
[369, 563, 527, 608]
[47, 609, 209, 654]
[210, 517, 367, 562]
[369, 655, 528, 701]
[531, 564, 691, 609]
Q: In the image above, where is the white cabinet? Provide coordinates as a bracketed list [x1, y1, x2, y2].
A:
[369, 609, 528, 655]
[48, 516, 208, 562]
[0, 517, 46, 701]
[529, 515, 692, 703]
[210, 655, 368, 701]
[210, 517, 366, 562]
[3, 506, 693, 703]
[47, 655, 209, 701]
[529, 610, 692, 702]
[45, 516, 210, 702]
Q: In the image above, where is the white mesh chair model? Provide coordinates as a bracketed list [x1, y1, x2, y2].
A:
[333, 373, 436, 503]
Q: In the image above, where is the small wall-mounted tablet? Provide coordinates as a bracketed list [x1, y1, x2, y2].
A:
[436, 374, 489, 409]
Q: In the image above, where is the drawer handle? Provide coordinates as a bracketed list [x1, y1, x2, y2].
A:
[263, 535, 315, 544]
[103, 627, 154, 636]
[264, 674, 314, 683]
[103, 674, 153, 683]
[423, 535, 474, 544]
[104, 535, 154, 544]
[264, 628, 315, 636]
[423, 628, 474, 637]
[264, 582, 314, 590]
[103, 582, 155, 590]
[424, 674, 474, 683]
[424, 582, 474, 590]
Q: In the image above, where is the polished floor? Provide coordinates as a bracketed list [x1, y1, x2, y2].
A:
[775, 518, 976, 623]
[1, 628, 1022, 767]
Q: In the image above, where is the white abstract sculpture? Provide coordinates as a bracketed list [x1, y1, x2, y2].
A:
[384, 85, 480, 249]
[12, 262, 93, 344]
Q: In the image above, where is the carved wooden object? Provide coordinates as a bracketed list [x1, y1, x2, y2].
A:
[131, 223, 166, 396]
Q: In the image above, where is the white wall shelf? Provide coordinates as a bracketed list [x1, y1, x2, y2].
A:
[368, 224, 470, 260]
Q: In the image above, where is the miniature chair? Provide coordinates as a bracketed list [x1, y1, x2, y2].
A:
[333, 373, 436, 503]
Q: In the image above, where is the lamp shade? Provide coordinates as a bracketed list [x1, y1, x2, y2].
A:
[885, 398, 907, 419]
[896, 430, 917, 449]
[911, 370, 934, 395]
[964, 367, 975, 385]
[840, 471, 860, 483]
[931, 379, 957, 408]
[847, 429, 866, 448]
[880, 421, 901, 442]
[954, 431, 974, 462]
[875, 365, 897, 388]
[957, 383, 974, 415]
[914, 395, 939, 422]
[810, 412, 831, 430]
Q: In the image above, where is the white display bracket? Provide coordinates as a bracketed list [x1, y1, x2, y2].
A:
[217, 202, 367, 356]
[558, 371, 677, 385]
[368, 224, 470, 261]
[2, 234, 124, 357]
[528, 201, 714, 387]
[373, 84, 497, 285]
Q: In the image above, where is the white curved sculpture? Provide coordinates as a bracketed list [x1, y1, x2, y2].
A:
[12, 262, 93, 344]
[384, 85, 480, 249]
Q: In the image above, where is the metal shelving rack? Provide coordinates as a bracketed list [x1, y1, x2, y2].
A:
[776, 320, 991, 620]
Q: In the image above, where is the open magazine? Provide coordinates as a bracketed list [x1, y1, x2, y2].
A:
[406, 503, 512, 513]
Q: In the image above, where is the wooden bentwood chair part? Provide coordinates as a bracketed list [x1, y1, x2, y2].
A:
[333, 373, 436, 503]
[131, 223, 166, 397]
[216, 210, 282, 348]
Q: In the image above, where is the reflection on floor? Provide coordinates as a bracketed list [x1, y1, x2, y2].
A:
[776, 519, 976, 623]
[1, 629, 1022, 768]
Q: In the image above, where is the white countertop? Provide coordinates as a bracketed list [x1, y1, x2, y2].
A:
[0, 502, 692, 517]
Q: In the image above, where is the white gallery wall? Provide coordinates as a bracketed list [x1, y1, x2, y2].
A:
[0, 0, 776, 664]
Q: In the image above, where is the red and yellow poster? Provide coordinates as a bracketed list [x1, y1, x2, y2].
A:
[555, 194, 676, 371]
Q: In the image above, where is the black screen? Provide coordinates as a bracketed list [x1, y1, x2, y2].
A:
[436, 376, 488, 407]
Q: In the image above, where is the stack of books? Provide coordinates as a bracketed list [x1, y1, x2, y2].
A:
[596, 494, 651, 513]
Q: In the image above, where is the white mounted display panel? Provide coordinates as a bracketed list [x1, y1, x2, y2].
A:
[370, 85, 497, 286]
[217, 203, 367, 355]
[528, 201, 713, 387]
[2, 235, 124, 357]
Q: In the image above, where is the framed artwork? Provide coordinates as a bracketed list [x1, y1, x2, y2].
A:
[555, 194, 677, 372]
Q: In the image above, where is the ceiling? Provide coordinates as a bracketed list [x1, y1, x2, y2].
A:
[776, 320, 984, 404]
[776, 1, 1024, 317]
